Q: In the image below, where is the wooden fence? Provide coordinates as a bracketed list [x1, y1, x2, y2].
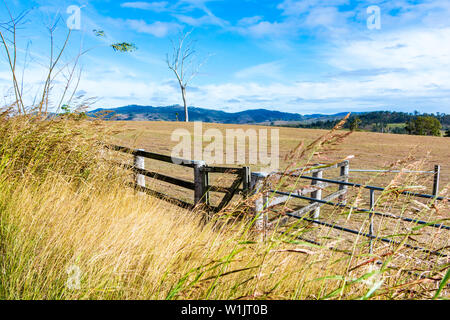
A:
[106, 144, 448, 286]
[106, 144, 349, 221]
[107, 144, 251, 213]
[106, 144, 447, 253]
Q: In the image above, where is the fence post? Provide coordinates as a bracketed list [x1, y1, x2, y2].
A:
[193, 160, 207, 206]
[339, 160, 349, 204]
[369, 189, 375, 254]
[250, 172, 268, 239]
[432, 165, 440, 197]
[310, 169, 323, 219]
[242, 166, 251, 198]
[203, 168, 210, 206]
[134, 149, 146, 189]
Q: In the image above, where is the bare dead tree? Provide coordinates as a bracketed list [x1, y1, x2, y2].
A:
[0, 5, 77, 116]
[0, 4, 29, 114]
[39, 18, 73, 115]
[166, 30, 208, 122]
[0, 4, 135, 117]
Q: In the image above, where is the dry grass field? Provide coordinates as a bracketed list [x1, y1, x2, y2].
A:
[1, 117, 448, 300]
[109, 121, 450, 189]
[108, 121, 450, 255]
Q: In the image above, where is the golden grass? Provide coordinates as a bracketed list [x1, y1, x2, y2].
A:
[0, 159, 351, 300]
[0, 116, 448, 300]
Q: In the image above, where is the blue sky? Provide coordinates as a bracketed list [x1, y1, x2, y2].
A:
[1, 0, 450, 114]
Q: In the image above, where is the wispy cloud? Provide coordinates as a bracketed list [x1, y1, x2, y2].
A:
[232, 20, 295, 38]
[121, 1, 170, 12]
[171, 0, 228, 27]
[173, 13, 227, 27]
[234, 61, 284, 80]
[237, 16, 263, 26]
[126, 19, 181, 37]
[277, 0, 350, 16]
[232, 0, 354, 39]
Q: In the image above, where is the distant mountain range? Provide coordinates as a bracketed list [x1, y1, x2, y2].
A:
[89, 105, 354, 124]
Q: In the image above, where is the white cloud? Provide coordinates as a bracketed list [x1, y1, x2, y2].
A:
[67, 61, 449, 114]
[121, 1, 169, 12]
[177, 0, 222, 11]
[237, 16, 263, 26]
[328, 27, 450, 72]
[233, 0, 354, 39]
[233, 20, 295, 38]
[5, 58, 449, 115]
[126, 19, 181, 37]
[303, 6, 348, 28]
[234, 61, 284, 80]
[277, 0, 350, 16]
[173, 13, 227, 27]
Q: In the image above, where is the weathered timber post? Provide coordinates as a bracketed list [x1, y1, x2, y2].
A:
[242, 167, 251, 198]
[250, 172, 269, 239]
[203, 168, 210, 206]
[134, 149, 146, 189]
[369, 189, 375, 254]
[310, 169, 323, 219]
[432, 165, 440, 197]
[339, 160, 349, 204]
[193, 160, 208, 206]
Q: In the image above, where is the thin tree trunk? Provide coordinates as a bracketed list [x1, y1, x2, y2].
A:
[181, 86, 188, 122]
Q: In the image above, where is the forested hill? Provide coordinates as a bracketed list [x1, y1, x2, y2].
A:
[88, 105, 350, 124]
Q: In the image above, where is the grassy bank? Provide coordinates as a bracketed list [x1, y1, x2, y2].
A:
[0, 115, 448, 299]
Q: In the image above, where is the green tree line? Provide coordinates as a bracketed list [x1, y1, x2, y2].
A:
[294, 111, 449, 137]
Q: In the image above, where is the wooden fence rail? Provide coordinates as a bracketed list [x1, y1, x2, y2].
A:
[107, 144, 351, 219]
[107, 144, 251, 212]
[106, 144, 447, 257]
[104, 143, 449, 287]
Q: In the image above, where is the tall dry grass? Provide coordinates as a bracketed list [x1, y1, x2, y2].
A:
[0, 113, 448, 300]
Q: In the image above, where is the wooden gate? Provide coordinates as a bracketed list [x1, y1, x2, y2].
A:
[107, 144, 251, 212]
